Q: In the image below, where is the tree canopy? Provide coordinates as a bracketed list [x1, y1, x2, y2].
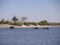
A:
[21, 17, 27, 22]
[12, 16, 18, 22]
[38, 20, 48, 25]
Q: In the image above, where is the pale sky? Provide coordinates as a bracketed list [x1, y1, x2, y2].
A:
[0, 0, 60, 22]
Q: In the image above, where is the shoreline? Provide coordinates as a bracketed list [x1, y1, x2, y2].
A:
[0, 24, 60, 28]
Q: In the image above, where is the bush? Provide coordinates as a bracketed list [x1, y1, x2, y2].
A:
[14, 22, 22, 26]
[30, 22, 37, 26]
[9, 22, 14, 25]
[38, 20, 48, 25]
[0, 21, 4, 24]
[0, 21, 2, 24]
[9, 22, 22, 26]
[23, 22, 30, 26]
[4, 21, 9, 24]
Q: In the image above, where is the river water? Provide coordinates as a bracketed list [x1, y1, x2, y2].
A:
[0, 27, 60, 45]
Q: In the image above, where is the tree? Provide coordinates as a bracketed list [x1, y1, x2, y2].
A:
[38, 20, 48, 25]
[0, 19, 4, 24]
[12, 16, 18, 22]
[21, 17, 27, 22]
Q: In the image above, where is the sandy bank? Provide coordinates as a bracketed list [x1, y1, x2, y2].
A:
[0, 24, 60, 28]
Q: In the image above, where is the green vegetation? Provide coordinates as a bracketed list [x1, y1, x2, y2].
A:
[30, 22, 38, 26]
[11, 16, 22, 26]
[12, 16, 18, 22]
[23, 22, 30, 26]
[0, 19, 4, 24]
[9, 22, 22, 26]
[21, 17, 27, 22]
[4, 21, 9, 24]
[38, 20, 48, 25]
[0, 16, 60, 26]
[13, 22, 22, 26]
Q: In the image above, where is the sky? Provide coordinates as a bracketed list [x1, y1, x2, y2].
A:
[0, 0, 60, 22]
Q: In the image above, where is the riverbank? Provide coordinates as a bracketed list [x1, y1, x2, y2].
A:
[0, 24, 60, 28]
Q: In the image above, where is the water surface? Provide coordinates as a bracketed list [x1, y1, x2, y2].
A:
[0, 27, 60, 45]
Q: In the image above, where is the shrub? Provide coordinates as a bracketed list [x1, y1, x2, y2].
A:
[9, 22, 22, 26]
[14, 22, 22, 26]
[30, 22, 37, 26]
[23, 22, 30, 26]
[4, 21, 9, 24]
[9, 22, 14, 25]
[38, 20, 48, 25]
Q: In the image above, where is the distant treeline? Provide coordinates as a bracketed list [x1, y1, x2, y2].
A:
[0, 16, 60, 26]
